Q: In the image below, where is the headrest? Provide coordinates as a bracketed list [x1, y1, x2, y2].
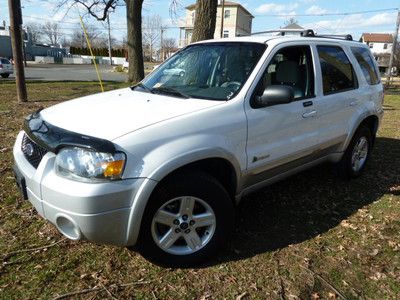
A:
[276, 60, 300, 84]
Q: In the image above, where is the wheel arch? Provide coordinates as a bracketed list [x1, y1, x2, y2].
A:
[125, 152, 241, 246]
[341, 113, 380, 153]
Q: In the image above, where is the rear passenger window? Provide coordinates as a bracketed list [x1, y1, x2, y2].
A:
[317, 46, 356, 95]
[351, 47, 380, 85]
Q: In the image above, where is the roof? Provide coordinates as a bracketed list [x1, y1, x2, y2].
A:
[362, 33, 393, 43]
[186, 1, 254, 18]
[282, 23, 304, 30]
[191, 35, 365, 48]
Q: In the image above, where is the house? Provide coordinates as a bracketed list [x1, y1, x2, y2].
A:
[361, 33, 393, 74]
[178, 1, 254, 48]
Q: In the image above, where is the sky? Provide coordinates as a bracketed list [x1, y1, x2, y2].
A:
[0, 0, 399, 45]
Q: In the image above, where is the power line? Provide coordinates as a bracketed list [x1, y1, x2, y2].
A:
[250, 7, 398, 18]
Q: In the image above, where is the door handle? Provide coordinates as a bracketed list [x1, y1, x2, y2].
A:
[302, 110, 317, 118]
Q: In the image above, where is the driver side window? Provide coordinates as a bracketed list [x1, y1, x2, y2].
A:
[255, 45, 315, 100]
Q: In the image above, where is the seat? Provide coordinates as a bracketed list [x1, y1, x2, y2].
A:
[274, 60, 304, 98]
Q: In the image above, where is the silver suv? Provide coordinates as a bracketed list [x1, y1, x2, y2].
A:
[13, 30, 384, 266]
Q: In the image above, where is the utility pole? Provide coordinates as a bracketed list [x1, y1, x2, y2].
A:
[387, 9, 400, 87]
[8, 0, 27, 102]
[107, 13, 113, 66]
[220, 0, 225, 38]
[160, 27, 165, 61]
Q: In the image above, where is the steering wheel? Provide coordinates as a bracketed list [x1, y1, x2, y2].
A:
[221, 81, 241, 91]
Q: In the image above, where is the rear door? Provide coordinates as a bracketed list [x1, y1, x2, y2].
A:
[312, 44, 359, 150]
[244, 43, 320, 187]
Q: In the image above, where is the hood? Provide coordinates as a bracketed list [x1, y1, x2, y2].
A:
[40, 88, 223, 140]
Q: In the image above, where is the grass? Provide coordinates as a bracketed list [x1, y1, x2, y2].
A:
[0, 80, 399, 299]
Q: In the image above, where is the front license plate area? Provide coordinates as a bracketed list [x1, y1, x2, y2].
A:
[13, 165, 28, 200]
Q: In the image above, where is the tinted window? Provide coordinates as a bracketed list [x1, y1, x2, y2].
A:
[317, 46, 356, 94]
[1, 59, 10, 64]
[351, 47, 380, 85]
[255, 46, 315, 100]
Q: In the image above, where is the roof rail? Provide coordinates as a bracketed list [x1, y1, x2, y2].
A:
[251, 29, 354, 41]
[251, 29, 315, 37]
[315, 34, 353, 41]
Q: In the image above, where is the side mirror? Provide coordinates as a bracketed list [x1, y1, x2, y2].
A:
[253, 85, 294, 108]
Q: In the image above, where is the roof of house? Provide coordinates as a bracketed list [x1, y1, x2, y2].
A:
[362, 33, 393, 43]
[282, 23, 304, 30]
[186, 1, 254, 18]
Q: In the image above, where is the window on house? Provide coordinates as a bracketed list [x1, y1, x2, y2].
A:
[191, 12, 195, 24]
[384, 43, 388, 49]
[317, 45, 357, 95]
[369, 43, 374, 49]
[223, 30, 229, 38]
[224, 10, 230, 18]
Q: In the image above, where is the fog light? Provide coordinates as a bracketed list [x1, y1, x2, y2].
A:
[56, 215, 81, 240]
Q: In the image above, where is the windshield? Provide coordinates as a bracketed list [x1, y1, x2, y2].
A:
[140, 42, 266, 101]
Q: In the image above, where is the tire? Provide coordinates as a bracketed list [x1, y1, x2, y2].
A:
[137, 171, 234, 267]
[337, 126, 372, 179]
[1, 74, 10, 78]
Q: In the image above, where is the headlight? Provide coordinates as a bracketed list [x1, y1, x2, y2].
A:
[55, 147, 126, 182]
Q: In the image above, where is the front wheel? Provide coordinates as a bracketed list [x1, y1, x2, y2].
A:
[337, 126, 372, 178]
[1, 73, 10, 78]
[137, 171, 234, 267]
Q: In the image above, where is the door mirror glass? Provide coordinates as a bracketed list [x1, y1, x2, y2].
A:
[253, 85, 294, 108]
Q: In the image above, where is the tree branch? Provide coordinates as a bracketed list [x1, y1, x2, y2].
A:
[2, 238, 67, 260]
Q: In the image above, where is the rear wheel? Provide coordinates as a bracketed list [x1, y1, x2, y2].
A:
[337, 126, 372, 178]
[1, 74, 10, 78]
[137, 171, 234, 267]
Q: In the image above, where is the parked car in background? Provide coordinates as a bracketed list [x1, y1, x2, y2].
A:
[0, 58, 13, 78]
[13, 30, 384, 267]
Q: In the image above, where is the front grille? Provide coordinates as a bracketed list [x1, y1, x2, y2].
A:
[21, 134, 48, 169]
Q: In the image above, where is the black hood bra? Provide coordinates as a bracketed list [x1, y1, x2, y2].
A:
[23, 110, 116, 154]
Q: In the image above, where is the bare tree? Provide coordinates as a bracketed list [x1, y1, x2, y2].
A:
[69, 24, 104, 47]
[142, 15, 162, 62]
[191, 0, 217, 42]
[284, 17, 299, 26]
[42, 22, 62, 45]
[57, 0, 144, 83]
[57, 0, 216, 82]
[162, 38, 177, 59]
[26, 22, 42, 44]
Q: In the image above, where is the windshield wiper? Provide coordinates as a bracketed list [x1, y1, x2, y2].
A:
[151, 86, 190, 99]
[131, 83, 154, 94]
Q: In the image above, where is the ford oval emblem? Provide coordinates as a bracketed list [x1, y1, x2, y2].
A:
[25, 143, 34, 156]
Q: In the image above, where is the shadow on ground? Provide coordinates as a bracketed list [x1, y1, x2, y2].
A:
[208, 137, 400, 265]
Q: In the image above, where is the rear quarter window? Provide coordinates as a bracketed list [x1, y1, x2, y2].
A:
[351, 47, 380, 85]
[317, 45, 357, 95]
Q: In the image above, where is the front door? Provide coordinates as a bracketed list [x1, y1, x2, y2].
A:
[244, 44, 320, 188]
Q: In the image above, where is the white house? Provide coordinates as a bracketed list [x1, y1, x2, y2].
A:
[361, 33, 393, 54]
[178, 1, 254, 48]
[361, 33, 393, 73]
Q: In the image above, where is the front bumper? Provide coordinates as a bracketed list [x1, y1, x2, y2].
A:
[13, 131, 153, 246]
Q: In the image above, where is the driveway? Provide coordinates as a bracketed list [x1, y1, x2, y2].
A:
[4, 64, 128, 82]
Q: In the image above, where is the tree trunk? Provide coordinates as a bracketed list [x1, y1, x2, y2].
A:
[191, 0, 218, 43]
[126, 0, 144, 83]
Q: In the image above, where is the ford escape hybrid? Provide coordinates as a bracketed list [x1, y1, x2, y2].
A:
[13, 30, 384, 266]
